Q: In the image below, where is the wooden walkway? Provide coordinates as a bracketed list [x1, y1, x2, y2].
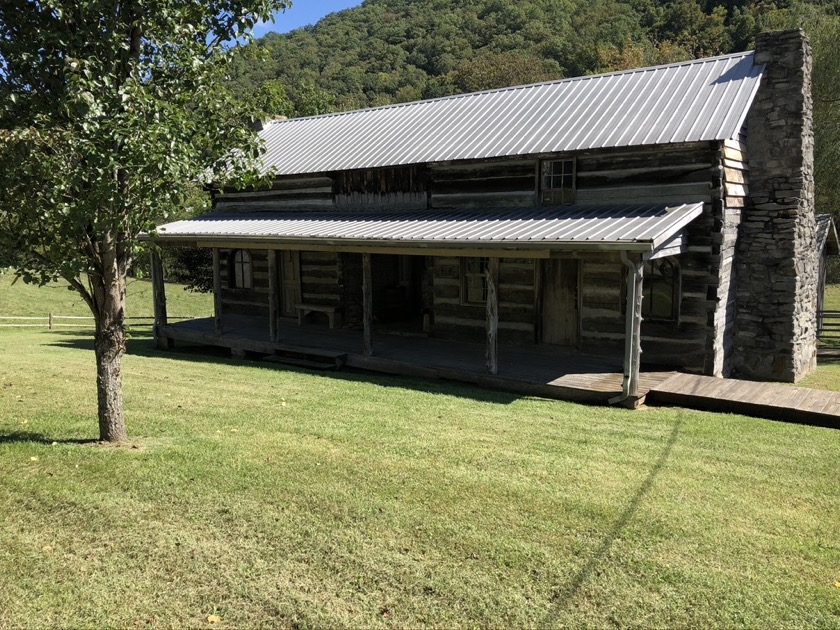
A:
[648, 372, 840, 428]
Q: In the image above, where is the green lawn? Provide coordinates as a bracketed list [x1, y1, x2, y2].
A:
[0, 278, 838, 627]
[0, 272, 213, 319]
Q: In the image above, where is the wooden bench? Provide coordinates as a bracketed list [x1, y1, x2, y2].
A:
[295, 303, 341, 329]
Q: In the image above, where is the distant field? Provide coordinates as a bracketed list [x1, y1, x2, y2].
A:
[0, 271, 212, 321]
[0, 275, 838, 628]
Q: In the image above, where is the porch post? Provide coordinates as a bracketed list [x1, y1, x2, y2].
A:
[362, 252, 373, 356]
[150, 248, 169, 349]
[213, 247, 223, 335]
[485, 257, 500, 374]
[611, 252, 644, 405]
[628, 256, 644, 397]
[267, 249, 280, 343]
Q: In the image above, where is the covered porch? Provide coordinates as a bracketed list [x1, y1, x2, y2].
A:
[156, 314, 676, 405]
[145, 202, 705, 407]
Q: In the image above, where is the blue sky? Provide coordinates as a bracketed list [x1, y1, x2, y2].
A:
[253, 1, 365, 38]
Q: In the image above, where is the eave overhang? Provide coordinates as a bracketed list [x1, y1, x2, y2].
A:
[143, 202, 704, 256]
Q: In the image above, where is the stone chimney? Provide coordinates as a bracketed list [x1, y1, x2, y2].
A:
[733, 29, 817, 382]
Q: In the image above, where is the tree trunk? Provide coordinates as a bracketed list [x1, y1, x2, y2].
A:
[91, 232, 129, 444]
[94, 321, 127, 443]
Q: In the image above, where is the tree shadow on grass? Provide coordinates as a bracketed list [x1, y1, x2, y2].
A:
[45, 331, 526, 406]
[541, 413, 684, 623]
[0, 431, 91, 446]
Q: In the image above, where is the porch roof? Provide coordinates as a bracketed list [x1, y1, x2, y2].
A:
[151, 202, 703, 253]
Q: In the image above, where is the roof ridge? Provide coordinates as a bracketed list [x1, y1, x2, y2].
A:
[264, 50, 756, 127]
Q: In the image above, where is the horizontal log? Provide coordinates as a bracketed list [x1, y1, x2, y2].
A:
[431, 191, 534, 209]
[724, 168, 747, 185]
[219, 187, 332, 199]
[301, 251, 339, 264]
[431, 177, 535, 195]
[434, 315, 533, 331]
[576, 182, 711, 204]
[499, 265, 535, 286]
[215, 199, 335, 211]
[723, 144, 747, 163]
[577, 166, 713, 188]
[723, 158, 749, 172]
[725, 183, 748, 197]
[268, 175, 334, 190]
[429, 159, 535, 177]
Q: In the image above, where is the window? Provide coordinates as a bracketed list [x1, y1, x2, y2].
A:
[622, 258, 680, 322]
[461, 257, 489, 305]
[541, 158, 576, 205]
[230, 250, 252, 289]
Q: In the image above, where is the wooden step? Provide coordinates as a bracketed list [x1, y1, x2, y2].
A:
[262, 354, 343, 371]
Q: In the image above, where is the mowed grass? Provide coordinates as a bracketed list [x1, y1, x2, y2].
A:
[0, 279, 839, 627]
[0, 272, 213, 319]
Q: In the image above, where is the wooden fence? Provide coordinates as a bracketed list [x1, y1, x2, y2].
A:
[819, 310, 840, 342]
[0, 315, 199, 329]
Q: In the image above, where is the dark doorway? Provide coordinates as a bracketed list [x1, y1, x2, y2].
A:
[371, 254, 426, 334]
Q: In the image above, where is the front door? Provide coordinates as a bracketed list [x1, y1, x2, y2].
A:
[541, 258, 579, 346]
[280, 250, 302, 317]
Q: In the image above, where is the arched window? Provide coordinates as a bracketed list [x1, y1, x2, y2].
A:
[622, 257, 680, 322]
[230, 250, 252, 289]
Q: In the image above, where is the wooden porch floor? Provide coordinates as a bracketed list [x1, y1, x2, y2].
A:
[159, 315, 673, 405]
[159, 316, 840, 426]
[648, 372, 840, 428]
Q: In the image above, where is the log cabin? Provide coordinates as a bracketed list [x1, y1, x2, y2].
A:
[145, 29, 837, 405]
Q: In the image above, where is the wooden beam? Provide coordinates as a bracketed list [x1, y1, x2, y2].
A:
[267, 249, 279, 343]
[485, 257, 500, 375]
[186, 240, 557, 259]
[213, 248, 223, 335]
[150, 248, 169, 349]
[362, 252, 373, 356]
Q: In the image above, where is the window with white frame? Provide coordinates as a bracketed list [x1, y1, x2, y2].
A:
[461, 257, 489, 305]
[230, 249, 253, 289]
[541, 158, 576, 205]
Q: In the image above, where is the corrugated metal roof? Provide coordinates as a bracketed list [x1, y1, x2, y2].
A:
[153, 202, 703, 252]
[259, 52, 763, 175]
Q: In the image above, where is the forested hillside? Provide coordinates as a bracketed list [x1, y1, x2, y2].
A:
[228, 0, 838, 216]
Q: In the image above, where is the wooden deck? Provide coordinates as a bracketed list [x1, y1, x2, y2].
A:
[648, 372, 840, 428]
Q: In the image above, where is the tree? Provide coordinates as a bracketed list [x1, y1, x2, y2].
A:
[0, 0, 288, 442]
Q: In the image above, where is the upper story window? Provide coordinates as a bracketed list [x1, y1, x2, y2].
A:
[541, 158, 576, 205]
[461, 257, 489, 305]
[230, 250, 252, 289]
[622, 258, 680, 322]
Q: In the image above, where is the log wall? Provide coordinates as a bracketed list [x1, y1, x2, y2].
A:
[214, 176, 334, 212]
[428, 159, 536, 209]
[431, 257, 536, 345]
[300, 251, 342, 306]
[219, 249, 269, 317]
[207, 142, 730, 373]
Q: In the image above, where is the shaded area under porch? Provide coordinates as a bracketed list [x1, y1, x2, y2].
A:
[157, 314, 674, 405]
